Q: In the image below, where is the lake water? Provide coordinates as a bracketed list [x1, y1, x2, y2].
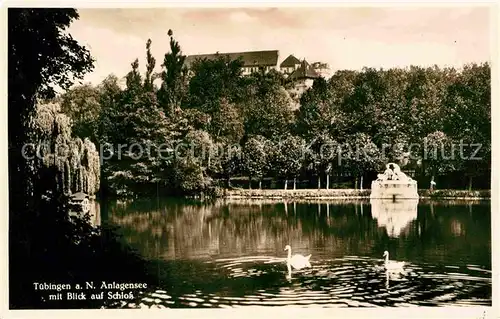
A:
[101, 198, 491, 308]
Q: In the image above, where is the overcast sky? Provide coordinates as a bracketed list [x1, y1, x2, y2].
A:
[68, 6, 491, 85]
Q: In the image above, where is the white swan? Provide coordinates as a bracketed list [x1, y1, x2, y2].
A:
[284, 245, 311, 270]
[383, 251, 405, 272]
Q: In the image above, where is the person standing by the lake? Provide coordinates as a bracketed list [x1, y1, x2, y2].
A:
[430, 180, 437, 191]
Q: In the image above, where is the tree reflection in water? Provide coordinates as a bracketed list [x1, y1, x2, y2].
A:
[107, 199, 490, 266]
[105, 198, 491, 308]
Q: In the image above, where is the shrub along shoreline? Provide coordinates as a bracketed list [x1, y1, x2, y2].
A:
[222, 188, 491, 200]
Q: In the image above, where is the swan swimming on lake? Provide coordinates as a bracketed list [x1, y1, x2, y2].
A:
[383, 251, 405, 272]
[284, 245, 311, 270]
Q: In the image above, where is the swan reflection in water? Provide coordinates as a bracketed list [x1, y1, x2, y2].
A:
[385, 270, 399, 289]
[286, 263, 292, 280]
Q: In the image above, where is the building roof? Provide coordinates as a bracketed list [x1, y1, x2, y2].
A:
[185, 50, 279, 68]
[289, 60, 320, 80]
[280, 54, 301, 67]
[71, 192, 89, 201]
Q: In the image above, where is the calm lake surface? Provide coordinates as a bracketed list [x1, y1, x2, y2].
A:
[99, 198, 491, 308]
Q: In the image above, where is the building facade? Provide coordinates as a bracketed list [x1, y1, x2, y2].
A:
[184, 50, 330, 81]
[184, 50, 280, 75]
[279, 54, 302, 76]
[288, 60, 320, 91]
[311, 62, 332, 79]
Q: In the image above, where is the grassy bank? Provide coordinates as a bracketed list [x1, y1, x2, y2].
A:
[222, 188, 491, 199]
[418, 189, 491, 199]
[225, 189, 370, 199]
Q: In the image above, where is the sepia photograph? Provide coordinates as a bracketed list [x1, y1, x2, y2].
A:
[3, 2, 496, 317]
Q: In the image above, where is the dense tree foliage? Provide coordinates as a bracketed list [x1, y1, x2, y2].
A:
[57, 32, 490, 195]
[35, 102, 100, 195]
[8, 9, 154, 310]
[243, 135, 269, 189]
[60, 84, 101, 141]
[158, 30, 188, 114]
[9, 8, 95, 214]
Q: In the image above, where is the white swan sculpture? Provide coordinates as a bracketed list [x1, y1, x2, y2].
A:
[284, 245, 311, 270]
[383, 251, 405, 272]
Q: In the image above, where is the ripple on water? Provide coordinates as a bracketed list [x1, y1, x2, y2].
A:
[179, 296, 204, 303]
[445, 265, 461, 269]
[133, 255, 491, 308]
[150, 292, 172, 299]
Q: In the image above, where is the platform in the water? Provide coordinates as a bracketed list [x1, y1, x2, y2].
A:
[370, 180, 419, 199]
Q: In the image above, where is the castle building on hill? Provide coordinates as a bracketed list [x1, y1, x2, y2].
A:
[184, 50, 330, 79]
[184, 50, 331, 103]
[288, 60, 320, 89]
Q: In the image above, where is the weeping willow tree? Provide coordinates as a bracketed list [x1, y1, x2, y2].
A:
[35, 102, 100, 195]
